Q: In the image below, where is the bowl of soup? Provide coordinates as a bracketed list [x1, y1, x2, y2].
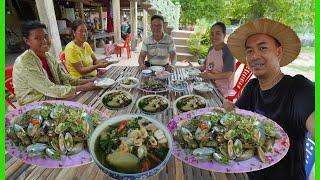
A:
[89, 114, 173, 179]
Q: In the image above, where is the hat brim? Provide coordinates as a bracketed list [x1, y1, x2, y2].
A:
[227, 18, 301, 67]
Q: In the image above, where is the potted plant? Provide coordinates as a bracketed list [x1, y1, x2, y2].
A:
[187, 27, 211, 65]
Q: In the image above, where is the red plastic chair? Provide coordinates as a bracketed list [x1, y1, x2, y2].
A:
[5, 66, 16, 109]
[226, 62, 253, 102]
[115, 34, 131, 59]
[59, 51, 69, 73]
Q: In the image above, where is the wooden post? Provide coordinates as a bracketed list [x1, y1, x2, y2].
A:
[77, 2, 84, 20]
[112, 0, 121, 43]
[35, 0, 62, 58]
[98, 6, 103, 29]
[142, 9, 148, 40]
[130, 0, 137, 50]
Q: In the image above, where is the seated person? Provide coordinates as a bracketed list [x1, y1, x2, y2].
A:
[223, 18, 314, 180]
[64, 19, 112, 78]
[13, 21, 99, 106]
[138, 15, 176, 72]
[189, 22, 235, 97]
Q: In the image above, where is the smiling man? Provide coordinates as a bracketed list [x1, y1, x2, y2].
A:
[138, 15, 176, 72]
[224, 18, 314, 180]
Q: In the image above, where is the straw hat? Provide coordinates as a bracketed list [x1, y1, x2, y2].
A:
[227, 18, 301, 67]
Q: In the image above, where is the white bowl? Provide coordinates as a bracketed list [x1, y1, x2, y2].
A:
[94, 78, 115, 88]
[89, 114, 173, 179]
[149, 66, 165, 72]
[142, 69, 152, 76]
[136, 95, 169, 115]
[117, 77, 140, 89]
[100, 90, 133, 110]
[173, 94, 207, 113]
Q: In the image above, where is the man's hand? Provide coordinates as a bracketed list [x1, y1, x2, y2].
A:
[222, 99, 235, 112]
[166, 64, 175, 73]
[139, 64, 147, 70]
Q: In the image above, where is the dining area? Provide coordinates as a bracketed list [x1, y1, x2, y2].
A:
[5, 65, 292, 180]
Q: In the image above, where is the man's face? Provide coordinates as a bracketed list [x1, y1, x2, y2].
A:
[151, 18, 163, 36]
[25, 28, 51, 54]
[245, 34, 283, 77]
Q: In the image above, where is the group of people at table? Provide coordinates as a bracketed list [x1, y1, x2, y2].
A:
[11, 14, 314, 180]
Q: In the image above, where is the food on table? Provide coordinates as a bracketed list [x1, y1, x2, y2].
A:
[94, 78, 115, 88]
[94, 117, 169, 174]
[7, 102, 102, 160]
[138, 95, 169, 114]
[175, 95, 207, 112]
[192, 82, 214, 92]
[174, 109, 282, 164]
[185, 67, 201, 76]
[102, 90, 133, 109]
[155, 71, 171, 79]
[118, 77, 139, 88]
[140, 79, 167, 92]
[120, 78, 136, 86]
[149, 66, 165, 72]
[141, 69, 152, 76]
[170, 80, 188, 91]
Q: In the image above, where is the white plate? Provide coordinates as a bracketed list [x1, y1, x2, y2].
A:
[94, 78, 115, 88]
[173, 94, 207, 113]
[192, 82, 214, 92]
[136, 95, 169, 115]
[150, 66, 165, 72]
[185, 67, 201, 76]
[117, 77, 140, 89]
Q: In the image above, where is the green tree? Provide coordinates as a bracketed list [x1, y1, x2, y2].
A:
[172, 0, 226, 25]
[173, 0, 314, 34]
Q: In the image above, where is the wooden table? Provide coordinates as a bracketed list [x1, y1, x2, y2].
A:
[6, 66, 248, 180]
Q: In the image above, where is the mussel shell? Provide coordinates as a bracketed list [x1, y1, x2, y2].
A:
[68, 143, 84, 155]
[227, 140, 235, 159]
[233, 139, 243, 156]
[192, 147, 215, 157]
[257, 147, 267, 163]
[46, 148, 61, 160]
[26, 143, 48, 155]
[235, 149, 254, 161]
[64, 132, 74, 151]
[59, 133, 66, 153]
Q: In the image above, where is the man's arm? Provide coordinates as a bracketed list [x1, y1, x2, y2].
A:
[138, 52, 147, 68]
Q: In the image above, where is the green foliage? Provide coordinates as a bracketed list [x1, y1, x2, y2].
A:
[172, 0, 314, 34]
[187, 22, 211, 58]
[172, 0, 226, 25]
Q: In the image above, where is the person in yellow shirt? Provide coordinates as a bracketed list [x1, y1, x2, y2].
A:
[64, 19, 111, 78]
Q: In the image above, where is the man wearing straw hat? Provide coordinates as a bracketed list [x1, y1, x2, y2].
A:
[223, 18, 314, 180]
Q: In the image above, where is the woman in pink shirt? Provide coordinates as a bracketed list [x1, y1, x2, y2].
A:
[191, 22, 235, 97]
